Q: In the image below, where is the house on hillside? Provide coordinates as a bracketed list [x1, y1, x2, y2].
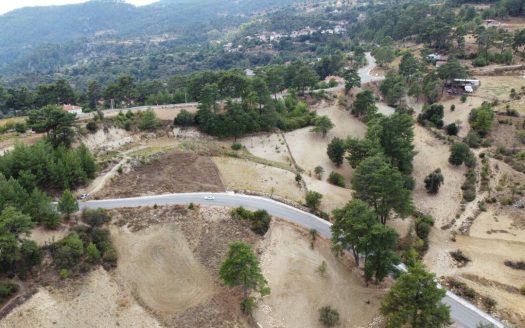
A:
[244, 69, 256, 77]
[63, 104, 83, 115]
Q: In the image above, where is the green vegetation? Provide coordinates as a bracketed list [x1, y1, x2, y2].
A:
[220, 242, 270, 314]
[418, 104, 444, 128]
[381, 262, 451, 328]
[469, 103, 495, 138]
[0, 282, 18, 302]
[328, 172, 345, 188]
[352, 155, 413, 225]
[231, 207, 271, 236]
[327, 137, 346, 167]
[58, 190, 79, 217]
[424, 169, 444, 194]
[81, 208, 111, 227]
[311, 116, 334, 138]
[305, 191, 323, 211]
[319, 306, 340, 327]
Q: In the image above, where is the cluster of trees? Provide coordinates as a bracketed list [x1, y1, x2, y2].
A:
[0, 142, 96, 192]
[180, 95, 319, 138]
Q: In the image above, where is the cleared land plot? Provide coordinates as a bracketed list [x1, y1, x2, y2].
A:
[213, 156, 304, 204]
[477, 76, 525, 101]
[284, 103, 366, 185]
[441, 96, 485, 138]
[254, 220, 384, 328]
[97, 152, 225, 198]
[1, 268, 163, 328]
[238, 133, 293, 165]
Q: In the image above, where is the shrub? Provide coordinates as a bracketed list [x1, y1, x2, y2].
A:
[314, 166, 324, 179]
[465, 130, 481, 148]
[450, 104, 456, 112]
[306, 191, 323, 211]
[52, 234, 84, 268]
[450, 250, 471, 267]
[231, 207, 271, 235]
[0, 282, 18, 302]
[117, 165, 123, 174]
[328, 172, 345, 187]
[86, 121, 98, 133]
[521, 285, 525, 296]
[59, 268, 70, 279]
[446, 123, 459, 136]
[461, 95, 467, 103]
[231, 143, 242, 151]
[81, 208, 111, 227]
[15, 123, 27, 133]
[174, 109, 196, 127]
[424, 169, 444, 194]
[319, 306, 340, 327]
[418, 103, 444, 128]
[449, 143, 471, 166]
[87, 243, 101, 263]
[482, 296, 497, 312]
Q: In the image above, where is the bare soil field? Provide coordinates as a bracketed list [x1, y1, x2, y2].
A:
[1, 268, 163, 328]
[81, 127, 134, 154]
[441, 96, 485, 138]
[213, 156, 304, 204]
[304, 176, 351, 213]
[97, 151, 225, 198]
[238, 133, 293, 165]
[254, 220, 385, 328]
[477, 76, 525, 101]
[284, 102, 366, 185]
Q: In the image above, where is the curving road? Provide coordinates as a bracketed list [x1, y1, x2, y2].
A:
[82, 192, 504, 328]
[359, 52, 386, 84]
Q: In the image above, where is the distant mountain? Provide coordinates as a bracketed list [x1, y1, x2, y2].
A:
[0, 0, 301, 84]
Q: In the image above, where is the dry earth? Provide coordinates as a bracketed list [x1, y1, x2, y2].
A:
[97, 151, 225, 198]
[254, 220, 385, 328]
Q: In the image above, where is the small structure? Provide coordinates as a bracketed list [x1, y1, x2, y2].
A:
[452, 79, 481, 93]
[244, 69, 256, 77]
[63, 104, 83, 115]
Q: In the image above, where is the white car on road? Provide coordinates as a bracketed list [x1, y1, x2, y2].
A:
[204, 196, 215, 200]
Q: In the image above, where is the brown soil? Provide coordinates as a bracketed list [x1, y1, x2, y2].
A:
[97, 151, 225, 198]
[254, 220, 385, 328]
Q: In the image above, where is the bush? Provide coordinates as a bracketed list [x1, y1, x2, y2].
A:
[465, 130, 481, 148]
[521, 285, 525, 296]
[81, 208, 111, 227]
[174, 109, 196, 127]
[15, 123, 27, 133]
[231, 207, 271, 235]
[328, 172, 345, 187]
[231, 143, 242, 151]
[424, 169, 444, 194]
[450, 250, 471, 267]
[461, 95, 467, 103]
[86, 243, 101, 263]
[86, 121, 98, 133]
[0, 282, 18, 302]
[139, 109, 160, 131]
[449, 143, 471, 166]
[418, 103, 444, 128]
[52, 234, 84, 268]
[319, 306, 340, 327]
[305, 191, 323, 211]
[450, 104, 456, 112]
[59, 268, 70, 279]
[446, 123, 459, 136]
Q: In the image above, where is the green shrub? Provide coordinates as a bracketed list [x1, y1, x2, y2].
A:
[59, 268, 70, 279]
[86, 121, 98, 133]
[446, 123, 459, 136]
[231, 207, 271, 235]
[231, 143, 243, 151]
[174, 110, 196, 127]
[319, 306, 340, 327]
[328, 172, 345, 187]
[87, 243, 101, 263]
[81, 208, 111, 227]
[0, 282, 18, 302]
[521, 285, 525, 296]
[52, 234, 84, 268]
[461, 95, 467, 103]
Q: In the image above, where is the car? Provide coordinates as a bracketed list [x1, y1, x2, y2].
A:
[204, 195, 215, 200]
[78, 193, 90, 200]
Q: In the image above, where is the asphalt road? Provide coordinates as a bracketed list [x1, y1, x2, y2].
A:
[82, 192, 504, 328]
[359, 52, 386, 84]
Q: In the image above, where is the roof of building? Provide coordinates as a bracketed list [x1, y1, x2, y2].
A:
[63, 104, 82, 111]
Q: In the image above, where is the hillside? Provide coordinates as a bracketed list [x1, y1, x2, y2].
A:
[0, 0, 300, 85]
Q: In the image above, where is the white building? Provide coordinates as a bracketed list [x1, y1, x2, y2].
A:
[63, 104, 83, 115]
